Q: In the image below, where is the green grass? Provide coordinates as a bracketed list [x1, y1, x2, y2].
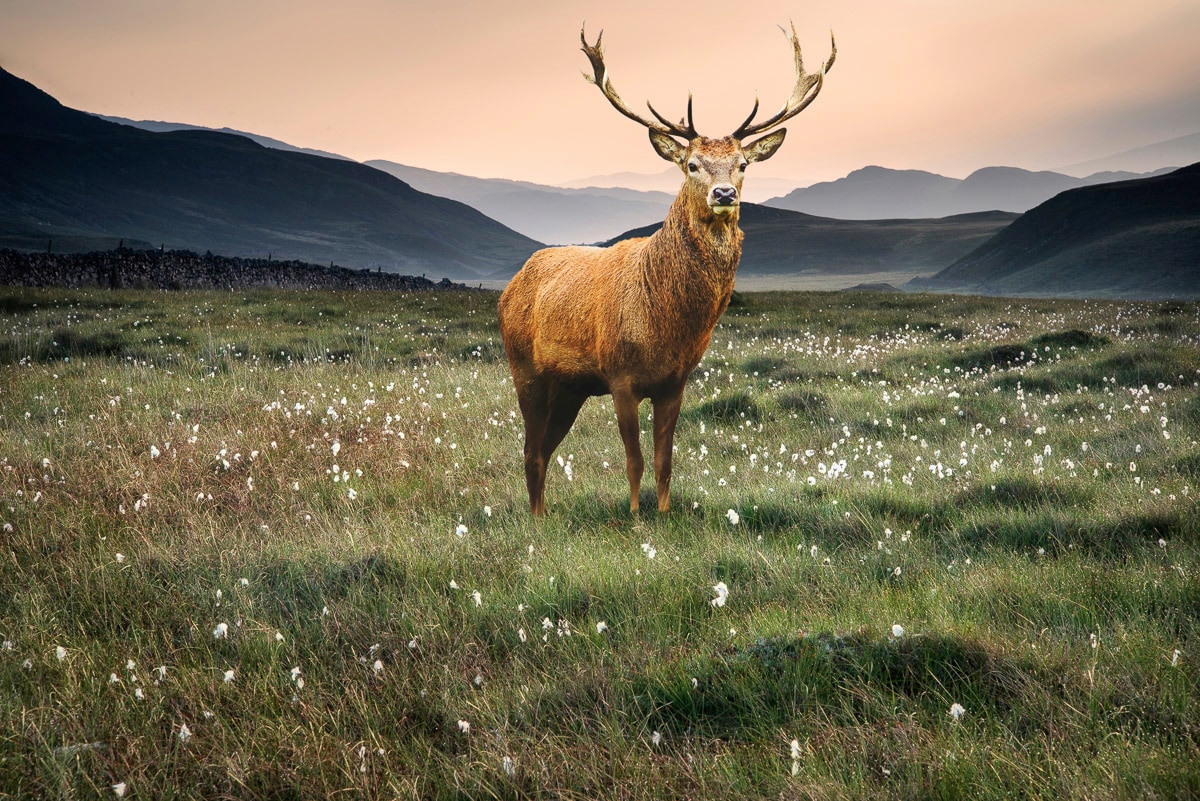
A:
[0, 287, 1197, 799]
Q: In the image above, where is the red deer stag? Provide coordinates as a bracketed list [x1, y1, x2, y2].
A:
[499, 24, 835, 516]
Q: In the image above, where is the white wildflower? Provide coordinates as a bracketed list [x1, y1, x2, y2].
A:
[178, 723, 192, 743]
[223, 669, 235, 683]
[457, 719, 470, 734]
[213, 622, 229, 639]
[725, 508, 740, 525]
[711, 582, 729, 608]
[891, 624, 905, 638]
[596, 621, 609, 634]
[949, 702, 966, 721]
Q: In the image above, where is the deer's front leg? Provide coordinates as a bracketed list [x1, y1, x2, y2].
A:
[651, 386, 685, 513]
[612, 387, 644, 514]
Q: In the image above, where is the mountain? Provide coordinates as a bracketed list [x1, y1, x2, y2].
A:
[0, 67, 541, 279]
[763, 164, 1174, 220]
[1057, 132, 1200, 178]
[558, 168, 798, 203]
[913, 163, 1200, 298]
[91, 116, 676, 245]
[595, 205, 1017, 278]
[94, 114, 355, 161]
[364, 160, 674, 245]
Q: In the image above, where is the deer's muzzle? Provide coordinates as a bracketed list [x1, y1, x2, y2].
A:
[709, 185, 739, 213]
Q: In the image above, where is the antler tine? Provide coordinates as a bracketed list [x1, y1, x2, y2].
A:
[732, 24, 835, 140]
[647, 94, 698, 141]
[580, 25, 698, 140]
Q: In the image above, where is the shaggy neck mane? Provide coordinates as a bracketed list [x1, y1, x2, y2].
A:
[641, 191, 743, 332]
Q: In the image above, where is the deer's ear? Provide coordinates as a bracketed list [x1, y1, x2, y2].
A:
[744, 129, 786, 163]
[649, 130, 688, 165]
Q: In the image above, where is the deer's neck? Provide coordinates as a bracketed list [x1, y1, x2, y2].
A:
[648, 194, 739, 303]
[641, 192, 743, 330]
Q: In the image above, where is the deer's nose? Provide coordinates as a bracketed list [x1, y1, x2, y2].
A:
[711, 185, 739, 206]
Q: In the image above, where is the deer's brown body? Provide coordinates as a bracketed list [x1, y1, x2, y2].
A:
[500, 25, 834, 515]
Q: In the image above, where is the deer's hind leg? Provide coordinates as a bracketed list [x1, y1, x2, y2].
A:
[611, 384, 645, 514]
[514, 377, 553, 516]
[651, 385, 685, 513]
[541, 388, 586, 467]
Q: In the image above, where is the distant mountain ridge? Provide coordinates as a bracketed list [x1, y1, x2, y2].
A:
[93, 116, 675, 245]
[365, 160, 674, 245]
[597, 205, 1018, 279]
[764, 164, 1177, 220]
[95, 114, 355, 162]
[0, 66, 541, 279]
[913, 163, 1200, 298]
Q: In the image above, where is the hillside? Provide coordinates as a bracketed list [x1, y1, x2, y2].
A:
[365, 160, 673, 245]
[0, 67, 542, 280]
[914, 163, 1200, 298]
[597, 204, 1017, 278]
[764, 164, 1174, 220]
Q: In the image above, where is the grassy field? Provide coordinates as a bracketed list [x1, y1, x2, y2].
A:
[0, 287, 1197, 799]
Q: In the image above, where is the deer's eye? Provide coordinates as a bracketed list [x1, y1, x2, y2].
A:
[739, 162, 748, 171]
[687, 162, 700, 173]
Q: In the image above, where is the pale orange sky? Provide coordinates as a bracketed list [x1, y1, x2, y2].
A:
[3, 0, 1199, 188]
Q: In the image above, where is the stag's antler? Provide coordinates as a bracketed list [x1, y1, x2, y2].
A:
[731, 23, 836, 140]
[581, 26, 698, 141]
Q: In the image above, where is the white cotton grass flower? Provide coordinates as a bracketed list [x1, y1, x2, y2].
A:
[112, 781, 128, 797]
[641, 542, 656, 560]
[502, 755, 516, 777]
[725, 508, 740, 525]
[331, 441, 341, 456]
[372, 659, 384, 675]
[790, 738, 802, 776]
[55, 645, 67, 661]
[1171, 649, 1182, 667]
[471, 590, 482, 607]
[449, 580, 460, 590]
[223, 669, 235, 683]
[483, 505, 492, 517]
[457, 719, 470, 734]
[651, 731, 662, 747]
[213, 622, 229, 639]
[455, 523, 468, 537]
[891, 624, 905, 639]
[115, 553, 126, 564]
[178, 723, 192, 743]
[596, 621, 609, 634]
[711, 582, 729, 608]
[149, 444, 160, 459]
[949, 702, 966, 721]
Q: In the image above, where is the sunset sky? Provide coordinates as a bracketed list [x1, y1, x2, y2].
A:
[4, 0, 1199, 190]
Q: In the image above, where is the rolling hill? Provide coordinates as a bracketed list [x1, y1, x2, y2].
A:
[764, 164, 1175, 220]
[0, 67, 542, 279]
[364, 160, 674, 245]
[596, 205, 1018, 278]
[913, 163, 1200, 298]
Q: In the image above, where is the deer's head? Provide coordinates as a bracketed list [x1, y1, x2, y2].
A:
[581, 24, 835, 220]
